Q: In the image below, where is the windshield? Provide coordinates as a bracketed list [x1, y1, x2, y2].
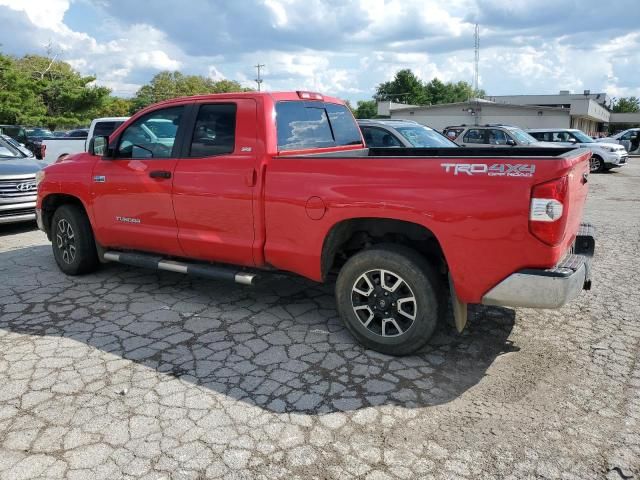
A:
[1, 135, 32, 157]
[27, 128, 55, 138]
[570, 130, 595, 143]
[0, 137, 25, 158]
[395, 125, 458, 148]
[506, 127, 537, 145]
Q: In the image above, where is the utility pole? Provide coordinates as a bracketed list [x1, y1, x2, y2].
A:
[254, 64, 265, 92]
[473, 23, 480, 94]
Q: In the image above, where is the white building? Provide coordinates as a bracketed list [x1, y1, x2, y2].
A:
[380, 98, 571, 132]
[379, 91, 640, 135]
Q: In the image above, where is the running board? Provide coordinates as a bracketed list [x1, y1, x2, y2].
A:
[102, 251, 257, 286]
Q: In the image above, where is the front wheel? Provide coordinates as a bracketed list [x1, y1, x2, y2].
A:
[590, 154, 605, 173]
[335, 245, 441, 356]
[51, 204, 99, 275]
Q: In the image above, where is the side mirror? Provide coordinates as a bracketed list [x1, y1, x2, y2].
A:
[89, 136, 109, 156]
[506, 138, 517, 146]
[568, 137, 577, 143]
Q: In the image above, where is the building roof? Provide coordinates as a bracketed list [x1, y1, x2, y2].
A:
[388, 99, 567, 113]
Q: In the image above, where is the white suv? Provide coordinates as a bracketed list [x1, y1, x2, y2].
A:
[596, 128, 640, 154]
[527, 128, 628, 173]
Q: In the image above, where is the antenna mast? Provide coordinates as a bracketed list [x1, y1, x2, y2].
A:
[254, 64, 265, 92]
[473, 23, 480, 93]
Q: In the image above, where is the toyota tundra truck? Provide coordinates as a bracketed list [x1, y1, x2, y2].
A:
[35, 91, 595, 356]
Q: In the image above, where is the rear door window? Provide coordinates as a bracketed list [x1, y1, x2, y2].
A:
[463, 129, 486, 144]
[189, 103, 237, 157]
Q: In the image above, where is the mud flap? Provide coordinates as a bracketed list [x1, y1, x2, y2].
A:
[448, 274, 468, 333]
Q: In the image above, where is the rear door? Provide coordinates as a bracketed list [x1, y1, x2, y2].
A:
[171, 99, 259, 266]
[91, 105, 186, 256]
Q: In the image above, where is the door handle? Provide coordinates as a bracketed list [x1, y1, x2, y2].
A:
[245, 168, 257, 187]
[149, 170, 171, 179]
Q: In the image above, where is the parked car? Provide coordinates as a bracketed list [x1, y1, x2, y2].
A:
[358, 119, 458, 148]
[443, 124, 560, 148]
[527, 128, 628, 173]
[64, 128, 90, 138]
[596, 128, 640, 154]
[0, 125, 29, 145]
[25, 127, 56, 159]
[53, 131, 68, 137]
[0, 134, 45, 224]
[41, 117, 128, 163]
[36, 91, 594, 356]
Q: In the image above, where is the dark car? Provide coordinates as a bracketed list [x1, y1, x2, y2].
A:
[0, 125, 29, 144]
[65, 128, 89, 138]
[0, 134, 45, 224]
[358, 119, 458, 148]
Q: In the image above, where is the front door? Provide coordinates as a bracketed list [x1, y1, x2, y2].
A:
[172, 100, 259, 266]
[91, 105, 186, 257]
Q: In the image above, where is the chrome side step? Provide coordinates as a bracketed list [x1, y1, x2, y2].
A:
[103, 251, 257, 286]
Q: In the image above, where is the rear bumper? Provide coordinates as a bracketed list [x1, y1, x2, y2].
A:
[482, 223, 595, 308]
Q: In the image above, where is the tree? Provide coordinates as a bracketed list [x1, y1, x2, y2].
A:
[374, 69, 485, 106]
[354, 100, 378, 119]
[612, 97, 640, 113]
[374, 69, 427, 105]
[0, 53, 46, 125]
[89, 96, 133, 118]
[14, 54, 111, 129]
[131, 71, 252, 111]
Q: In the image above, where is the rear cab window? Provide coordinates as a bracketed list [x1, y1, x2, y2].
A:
[94, 121, 126, 138]
[276, 101, 361, 152]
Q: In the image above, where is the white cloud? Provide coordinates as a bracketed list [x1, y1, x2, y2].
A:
[0, 0, 637, 101]
[0, 0, 69, 31]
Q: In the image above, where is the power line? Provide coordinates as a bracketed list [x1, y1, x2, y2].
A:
[254, 64, 265, 92]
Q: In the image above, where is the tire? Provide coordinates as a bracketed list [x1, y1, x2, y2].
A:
[590, 154, 605, 173]
[51, 204, 99, 275]
[335, 245, 441, 356]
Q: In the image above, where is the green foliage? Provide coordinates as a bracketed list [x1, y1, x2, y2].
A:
[374, 69, 485, 106]
[131, 71, 252, 111]
[354, 100, 378, 119]
[612, 97, 640, 113]
[0, 54, 46, 125]
[13, 54, 111, 129]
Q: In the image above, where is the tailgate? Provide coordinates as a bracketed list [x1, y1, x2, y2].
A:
[562, 150, 590, 251]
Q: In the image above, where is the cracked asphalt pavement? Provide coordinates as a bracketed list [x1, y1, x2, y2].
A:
[1, 162, 639, 480]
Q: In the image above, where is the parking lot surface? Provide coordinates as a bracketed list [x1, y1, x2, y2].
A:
[1, 163, 639, 480]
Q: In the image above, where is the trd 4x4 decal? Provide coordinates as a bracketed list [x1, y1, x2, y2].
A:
[441, 163, 536, 177]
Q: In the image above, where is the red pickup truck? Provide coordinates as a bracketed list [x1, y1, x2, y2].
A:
[35, 91, 595, 355]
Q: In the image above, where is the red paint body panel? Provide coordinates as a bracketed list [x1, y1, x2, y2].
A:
[36, 91, 591, 305]
[172, 98, 259, 266]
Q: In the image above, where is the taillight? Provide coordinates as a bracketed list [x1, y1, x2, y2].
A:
[40, 144, 46, 159]
[529, 176, 569, 246]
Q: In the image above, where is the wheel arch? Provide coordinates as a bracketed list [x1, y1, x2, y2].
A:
[41, 193, 90, 239]
[320, 217, 447, 281]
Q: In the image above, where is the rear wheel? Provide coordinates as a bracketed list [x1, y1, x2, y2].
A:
[51, 204, 99, 275]
[335, 245, 441, 356]
[590, 154, 605, 173]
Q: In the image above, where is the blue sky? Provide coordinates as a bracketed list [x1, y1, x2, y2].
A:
[0, 0, 638, 102]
